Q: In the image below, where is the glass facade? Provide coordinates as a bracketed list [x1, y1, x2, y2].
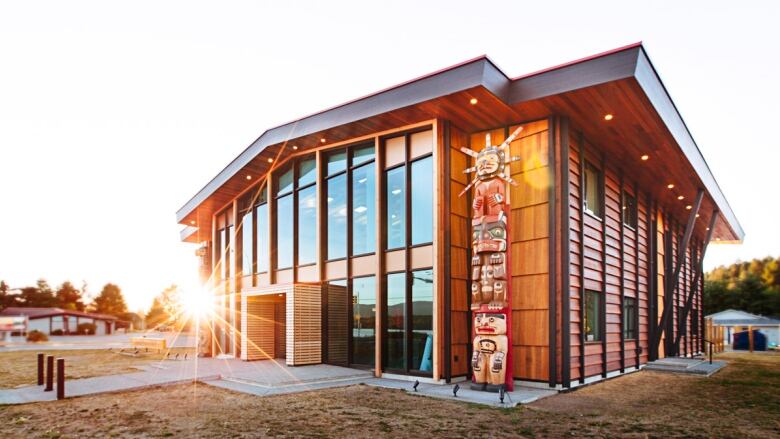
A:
[297, 185, 317, 265]
[327, 173, 347, 260]
[241, 202, 253, 277]
[276, 194, 294, 269]
[352, 160, 375, 255]
[352, 276, 376, 367]
[410, 157, 433, 245]
[386, 272, 406, 370]
[255, 202, 268, 273]
[411, 269, 433, 372]
[386, 166, 405, 249]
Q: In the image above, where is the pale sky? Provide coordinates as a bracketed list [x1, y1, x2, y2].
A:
[1, 1, 777, 311]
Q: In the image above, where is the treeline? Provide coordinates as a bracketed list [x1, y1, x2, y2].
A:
[704, 256, 780, 317]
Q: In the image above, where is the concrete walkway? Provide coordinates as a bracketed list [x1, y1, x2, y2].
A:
[0, 357, 556, 407]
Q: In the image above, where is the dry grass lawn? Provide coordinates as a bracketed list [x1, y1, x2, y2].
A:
[0, 348, 194, 389]
[0, 351, 777, 438]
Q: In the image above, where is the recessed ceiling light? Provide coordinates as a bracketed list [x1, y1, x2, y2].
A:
[686, 205, 692, 210]
[190, 220, 195, 225]
[667, 184, 675, 189]
[716, 237, 721, 241]
[641, 154, 649, 161]
[677, 195, 684, 200]
[292, 145, 299, 150]
[604, 114, 613, 121]
[267, 158, 273, 163]
[320, 138, 326, 143]
[695, 214, 700, 218]
[706, 227, 710, 231]
[246, 175, 252, 180]
[470, 98, 478, 105]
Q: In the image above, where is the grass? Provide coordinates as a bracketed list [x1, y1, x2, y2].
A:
[0, 351, 777, 438]
[0, 348, 194, 389]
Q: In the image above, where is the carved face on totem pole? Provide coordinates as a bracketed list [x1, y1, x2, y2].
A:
[474, 312, 507, 336]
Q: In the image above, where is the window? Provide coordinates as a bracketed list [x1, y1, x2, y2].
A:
[351, 276, 376, 366]
[583, 161, 602, 218]
[623, 191, 638, 229]
[386, 272, 406, 370]
[275, 166, 294, 269]
[215, 209, 234, 292]
[351, 145, 376, 255]
[297, 158, 317, 265]
[584, 290, 603, 342]
[240, 196, 253, 278]
[386, 166, 405, 249]
[410, 269, 433, 372]
[326, 151, 348, 260]
[255, 188, 269, 273]
[411, 156, 433, 245]
[623, 297, 638, 339]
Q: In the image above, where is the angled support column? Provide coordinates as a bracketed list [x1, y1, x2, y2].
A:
[674, 210, 718, 351]
[653, 189, 704, 355]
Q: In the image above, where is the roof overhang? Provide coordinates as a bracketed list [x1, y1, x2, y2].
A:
[177, 43, 743, 244]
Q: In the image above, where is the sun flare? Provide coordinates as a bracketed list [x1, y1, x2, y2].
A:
[181, 289, 213, 319]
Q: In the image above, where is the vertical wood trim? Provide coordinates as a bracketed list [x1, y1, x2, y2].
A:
[442, 120, 452, 382]
[374, 136, 384, 377]
[600, 152, 607, 378]
[619, 172, 625, 373]
[647, 197, 657, 361]
[267, 170, 276, 284]
[559, 117, 571, 388]
[577, 133, 586, 383]
[433, 119, 442, 381]
[634, 181, 641, 367]
[232, 199, 239, 356]
[316, 151, 324, 281]
[211, 212, 218, 356]
[547, 116, 558, 387]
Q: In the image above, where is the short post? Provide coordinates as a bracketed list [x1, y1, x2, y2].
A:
[709, 343, 712, 365]
[56, 358, 65, 400]
[45, 355, 54, 391]
[748, 325, 754, 353]
[37, 353, 44, 385]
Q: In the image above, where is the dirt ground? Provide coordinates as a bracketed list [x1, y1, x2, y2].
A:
[0, 348, 194, 389]
[0, 351, 777, 438]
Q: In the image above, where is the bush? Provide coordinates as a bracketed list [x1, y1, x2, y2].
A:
[26, 330, 49, 342]
[50, 329, 64, 336]
[77, 322, 96, 335]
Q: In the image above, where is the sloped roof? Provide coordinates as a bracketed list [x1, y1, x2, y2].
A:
[0, 307, 117, 321]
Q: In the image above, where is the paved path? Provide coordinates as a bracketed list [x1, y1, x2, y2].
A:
[0, 357, 556, 407]
[0, 332, 195, 352]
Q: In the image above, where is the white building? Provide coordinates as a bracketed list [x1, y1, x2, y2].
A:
[706, 309, 780, 347]
[0, 307, 117, 335]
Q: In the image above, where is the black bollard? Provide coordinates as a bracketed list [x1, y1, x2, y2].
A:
[56, 358, 65, 400]
[37, 353, 44, 385]
[45, 355, 54, 391]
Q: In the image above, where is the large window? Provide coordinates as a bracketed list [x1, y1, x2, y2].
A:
[583, 161, 603, 218]
[240, 196, 253, 278]
[623, 297, 638, 340]
[584, 290, 603, 342]
[255, 188, 269, 273]
[351, 145, 376, 255]
[386, 272, 406, 370]
[297, 158, 317, 265]
[215, 209, 234, 293]
[275, 166, 294, 269]
[326, 152, 348, 260]
[351, 276, 376, 367]
[383, 268, 433, 375]
[384, 131, 433, 250]
[623, 190, 638, 229]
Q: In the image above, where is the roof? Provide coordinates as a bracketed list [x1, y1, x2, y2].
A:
[707, 309, 780, 326]
[713, 318, 780, 326]
[0, 307, 118, 321]
[176, 43, 743, 243]
[706, 309, 760, 320]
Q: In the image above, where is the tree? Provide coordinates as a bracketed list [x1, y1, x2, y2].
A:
[18, 279, 57, 307]
[145, 297, 168, 329]
[705, 256, 780, 317]
[56, 281, 85, 311]
[0, 280, 19, 310]
[92, 283, 128, 317]
[145, 285, 185, 330]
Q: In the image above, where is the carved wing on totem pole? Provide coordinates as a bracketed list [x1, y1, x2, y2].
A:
[458, 126, 522, 392]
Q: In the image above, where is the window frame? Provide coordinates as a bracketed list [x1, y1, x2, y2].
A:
[623, 296, 638, 340]
[584, 289, 604, 343]
[622, 190, 638, 230]
[583, 160, 604, 220]
[296, 156, 318, 267]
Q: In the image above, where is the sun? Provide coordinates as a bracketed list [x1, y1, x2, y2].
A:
[181, 289, 213, 319]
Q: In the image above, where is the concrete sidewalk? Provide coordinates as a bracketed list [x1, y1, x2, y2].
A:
[0, 357, 556, 407]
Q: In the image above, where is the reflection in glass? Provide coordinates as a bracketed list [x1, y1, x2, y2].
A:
[255, 203, 268, 273]
[386, 273, 406, 370]
[352, 276, 376, 366]
[411, 156, 433, 245]
[327, 173, 347, 260]
[277, 167, 294, 195]
[297, 185, 317, 265]
[241, 207, 253, 277]
[352, 162, 375, 255]
[276, 194, 293, 269]
[386, 166, 405, 249]
[352, 145, 375, 167]
[327, 151, 347, 176]
[298, 158, 316, 187]
[411, 269, 433, 372]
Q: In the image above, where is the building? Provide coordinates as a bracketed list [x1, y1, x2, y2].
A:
[176, 43, 744, 388]
[0, 307, 117, 335]
[707, 309, 780, 347]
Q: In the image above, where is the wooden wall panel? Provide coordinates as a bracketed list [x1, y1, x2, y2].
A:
[287, 284, 322, 365]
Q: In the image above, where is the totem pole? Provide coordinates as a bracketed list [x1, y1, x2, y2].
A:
[459, 126, 523, 392]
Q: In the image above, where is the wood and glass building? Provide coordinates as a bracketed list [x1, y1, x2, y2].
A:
[177, 43, 743, 388]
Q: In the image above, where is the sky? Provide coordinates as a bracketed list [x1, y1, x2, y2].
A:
[0, 1, 778, 311]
